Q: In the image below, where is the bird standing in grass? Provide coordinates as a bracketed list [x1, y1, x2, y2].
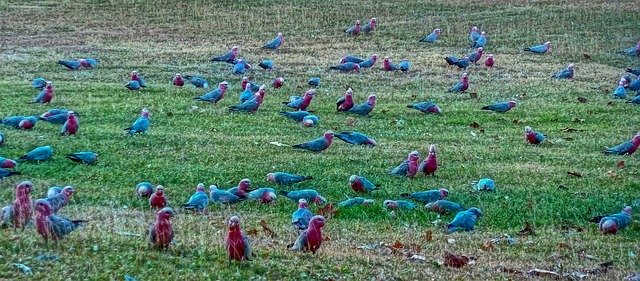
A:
[292, 131, 334, 152]
[552, 63, 575, 80]
[149, 186, 167, 209]
[211, 46, 239, 63]
[66, 151, 98, 165]
[599, 206, 632, 234]
[419, 28, 441, 43]
[401, 188, 448, 204]
[35, 199, 86, 242]
[2, 181, 32, 231]
[345, 20, 361, 36]
[148, 207, 175, 249]
[524, 126, 545, 144]
[280, 189, 327, 205]
[18, 146, 53, 162]
[229, 86, 266, 113]
[481, 100, 517, 113]
[349, 175, 380, 194]
[348, 94, 376, 116]
[124, 108, 150, 135]
[418, 144, 438, 176]
[485, 54, 494, 67]
[172, 74, 185, 87]
[136, 182, 154, 198]
[272, 77, 285, 89]
[407, 101, 441, 114]
[32, 81, 54, 104]
[391, 151, 420, 178]
[262, 32, 284, 50]
[337, 88, 354, 111]
[290, 215, 326, 254]
[226, 216, 252, 262]
[447, 208, 482, 233]
[267, 172, 313, 185]
[448, 73, 469, 93]
[61, 111, 79, 136]
[291, 199, 313, 231]
[193, 81, 229, 104]
[604, 132, 640, 155]
[183, 183, 209, 212]
[524, 41, 551, 54]
[362, 18, 377, 34]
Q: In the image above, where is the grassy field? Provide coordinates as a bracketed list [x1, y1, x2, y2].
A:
[1, 0, 639, 279]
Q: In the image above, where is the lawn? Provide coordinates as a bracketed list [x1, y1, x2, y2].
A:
[0, 0, 639, 280]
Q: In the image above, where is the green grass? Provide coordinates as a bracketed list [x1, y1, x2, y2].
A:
[1, 0, 639, 279]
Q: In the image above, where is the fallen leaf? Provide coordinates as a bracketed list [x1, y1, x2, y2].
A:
[392, 240, 404, 249]
[527, 269, 561, 278]
[317, 203, 338, 218]
[495, 266, 523, 275]
[345, 117, 357, 126]
[607, 101, 615, 106]
[572, 117, 584, 123]
[558, 185, 569, 190]
[424, 230, 433, 242]
[380, 109, 390, 114]
[512, 119, 521, 125]
[563, 137, 574, 141]
[517, 93, 528, 99]
[470, 122, 481, 129]
[259, 219, 277, 238]
[567, 171, 583, 177]
[557, 242, 572, 249]
[166, 111, 174, 117]
[407, 254, 427, 262]
[583, 53, 591, 59]
[617, 160, 625, 169]
[562, 127, 582, 132]
[577, 97, 588, 103]
[246, 228, 258, 236]
[517, 221, 535, 236]
[481, 240, 495, 251]
[469, 92, 478, 98]
[323, 235, 331, 241]
[410, 94, 418, 100]
[269, 141, 288, 147]
[443, 251, 470, 268]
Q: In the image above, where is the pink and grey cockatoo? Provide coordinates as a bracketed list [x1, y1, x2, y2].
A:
[262, 32, 284, 50]
[335, 131, 377, 146]
[362, 18, 377, 34]
[211, 46, 239, 63]
[330, 62, 361, 72]
[0, 156, 17, 169]
[241, 77, 260, 93]
[280, 111, 311, 123]
[226, 216, 252, 262]
[345, 20, 361, 36]
[292, 131, 334, 152]
[136, 182, 154, 198]
[598, 206, 632, 234]
[524, 42, 551, 54]
[32, 81, 54, 104]
[419, 28, 441, 43]
[2, 181, 33, 230]
[124, 108, 150, 135]
[469, 26, 480, 42]
[193, 81, 229, 103]
[45, 186, 74, 213]
[282, 89, 315, 111]
[425, 200, 465, 214]
[209, 185, 245, 204]
[292, 199, 313, 231]
[149, 185, 167, 209]
[524, 126, 545, 144]
[485, 54, 494, 68]
[468, 47, 484, 63]
[280, 189, 327, 205]
[35, 199, 86, 242]
[358, 54, 378, 69]
[182, 183, 209, 212]
[60, 111, 79, 136]
[604, 132, 640, 155]
[338, 197, 375, 208]
[383, 57, 398, 71]
[226, 179, 252, 199]
[383, 200, 417, 210]
[447, 208, 482, 233]
[2, 116, 38, 130]
[472, 31, 487, 48]
[552, 63, 575, 79]
[290, 215, 326, 254]
[267, 172, 313, 185]
[444, 56, 470, 70]
[148, 207, 175, 249]
[391, 151, 420, 178]
[401, 188, 448, 204]
[482, 100, 517, 113]
[621, 40, 640, 57]
[341, 55, 365, 64]
[348, 94, 376, 116]
[172, 73, 185, 87]
[407, 100, 441, 114]
[448, 73, 469, 93]
[272, 77, 284, 89]
[130, 71, 146, 87]
[349, 175, 380, 193]
[418, 144, 438, 176]
[337, 88, 355, 111]
[228, 86, 266, 112]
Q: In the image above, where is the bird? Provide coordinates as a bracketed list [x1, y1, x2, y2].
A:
[0, 132, 4, 146]
[447, 208, 482, 233]
[481, 100, 517, 113]
[148, 207, 175, 249]
[182, 183, 209, 212]
[444, 56, 470, 70]
[136, 182, 154, 198]
[524, 126, 545, 145]
[524, 41, 552, 54]
[60, 111, 79, 136]
[626, 94, 640, 104]
[225, 216, 252, 262]
[425, 200, 465, 214]
[629, 77, 640, 92]
[472, 178, 495, 191]
[211, 46, 239, 63]
[80, 58, 98, 68]
[247, 188, 277, 204]
[280, 189, 327, 205]
[193, 81, 229, 103]
[348, 94, 376, 116]
[66, 151, 98, 165]
[383, 200, 416, 210]
[46, 186, 63, 198]
[2, 116, 38, 129]
[398, 60, 411, 72]
[308, 77, 321, 87]
[18, 145, 53, 161]
[126, 80, 141, 91]
[302, 115, 319, 127]
[338, 197, 375, 208]
[612, 80, 627, 99]
[45, 186, 74, 213]
[172, 73, 185, 87]
[362, 18, 377, 34]
[183, 75, 209, 88]
[0, 157, 16, 169]
[32, 81, 54, 104]
[337, 88, 355, 111]
[262, 32, 284, 50]
[349, 175, 380, 194]
[401, 188, 448, 204]
[292, 131, 334, 152]
[472, 31, 487, 48]
[419, 28, 441, 43]
[0, 168, 20, 179]
[130, 71, 147, 87]
[383, 57, 398, 71]
[604, 132, 640, 155]
[626, 67, 640, 76]
[226, 179, 252, 199]
[552, 63, 575, 79]
[290, 215, 326, 254]
[418, 144, 438, 176]
[124, 108, 150, 135]
[621, 40, 640, 57]
[149, 185, 167, 209]
[469, 26, 480, 42]
[233, 59, 251, 75]
[485, 54, 494, 68]
[34, 199, 86, 242]
[40, 109, 72, 119]
[468, 47, 484, 63]
[599, 206, 632, 234]
[280, 111, 311, 123]
[58, 59, 82, 70]
[407, 101, 442, 114]
[335, 131, 377, 146]
[345, 20, 361, 36]
[291, 199, 313, 231]
[340, 55, 365, 64]
[241, 77, 261, 93]
[209, 185, 245, 204]
[228, 86, 266, 113]
[391, 151, 420, 178]
[329, 62, 361, 72]
[272, 77, 285, 89]
[32, 77, 47, 89]
[267, 172, 313, 185]
[2, 181, 32, 230]
[258, 59, 274, 70]
[448, 73, 469, 93]
[358, 54, 378, 69]
[283, 89, 315, 111]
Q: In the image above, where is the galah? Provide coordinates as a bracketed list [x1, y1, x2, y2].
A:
[258, 59, 274, 70]
[552, 63, 575, 79]
[272, 77, 284, 89]
[2, 116, 38, 129]
[469, 26, 480, 42]
[621, 40, 640, 57]
[599, 206, 632, 234]
[340, 55, 365, 64]
[211, 46, 239, 63]
[0, 168, 20, 179]
[124, 108, 150, 135]
[66, 151, 98, 165]
[60, 111, 79, 136]
[183, 183, 209, 212]
[282, 89, 315, 111]
[383, 57, 398, 71]
[136, 182, 154, 198]
[401, 188, 448, 204]
[148, 207, 175, 249]
[390, 151, 420, 178]
[418, 144, 438, 176]
[472, 178, 495, 191]
[482, 100, 517, 113]
[302, 115, 319, 127]
[485, 54, 494, 67]
[40, 109, 72, 119]
[126, 80, 141, 91]
[358, 54, 378, 69]
[362, 18, 377, 34]
[32, 81, 54, 104]
[292, 131, 334, 152]
[47, 186, 63, 198]
[398, 60, 411, 72]
[329, 62, 361, 72]
[81, 58, 99, 68]
[228, 87, 266, 112]
[34, 199, 86, 242]
[226, 178, 252, 199]
[338, 197, 374, 208]
[308, 77, 321, 87]
[383, 200, 416, 210]
[336, 88, 355, 111]
[267, 172, 313, 185]
[626, 67, 640, 76]
[345, 20, 361, 36]
[524, 42, 551, 54]
[58, 59, 82, 70]
[447, 208, 482, 233]
[348, 94, 376, 116]
[290, 215, 326, 254]
[0, 156, 17, 169]
[280, 111, 311, 122]
[4, 181, 33, 230]
[32, 77, 47, 89]
[604, 132, 640, 155]
[262, 32, 284, 50]
[247, 188, 277, 203]
[280, 189, 327, 205]
[419, 28, 441, 43]
[18, 145, 53, 161]
[149, 185, 167, 209]
[425, 200, 465, 214]
[629, 77, 640, 91]
[349, 175, 380, 193]
[335, 131, 377, 146]
[468, 47, 484, 63]
[524, 126, 545, 145]
[130, 71, 147, 87]
[472, 31, 487, 48]
[193, 81, 229, 103]
[407, 100, 442, 114]
[448, 73, 469, 93]
[172, 73, 185, 87]
[233, 59, 250, 75]
[226, 216, 252, 262]
[613, 80, 627, 99]
[183, 75, 209, 88]
[444, 56, 470, 70]
[626, 95, 640, 104]
[209, 185, 245, 204]
[0, 132, 4, 146]
[291, 199, 313, 231]
[239, 85, 255, 103]
[45, 186, 74, 213]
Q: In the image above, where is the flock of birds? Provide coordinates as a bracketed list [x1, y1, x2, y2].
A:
[1, 18, 640, 263]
